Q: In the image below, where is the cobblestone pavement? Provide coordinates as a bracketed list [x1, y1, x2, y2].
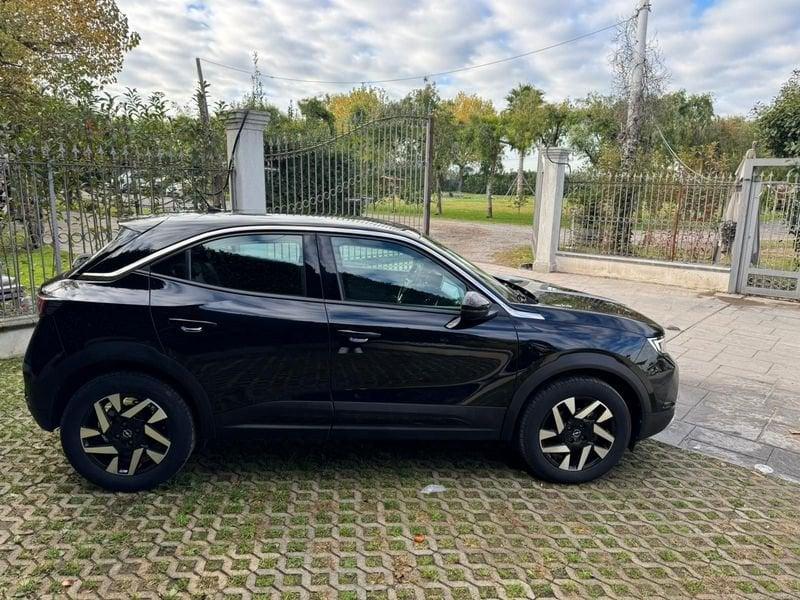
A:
[1, 360, 799, 599]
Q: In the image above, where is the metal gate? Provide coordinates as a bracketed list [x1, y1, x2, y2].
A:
[263, 115, 433, 234]
[730, 158, 800, 299]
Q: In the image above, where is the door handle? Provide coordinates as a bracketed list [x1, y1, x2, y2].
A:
[337, 329, 381, 344]
[169, 318, 217, 334]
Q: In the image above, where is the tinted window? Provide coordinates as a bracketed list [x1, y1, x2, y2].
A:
[153, 234, 305, 296]
[331, 237, 465, 308]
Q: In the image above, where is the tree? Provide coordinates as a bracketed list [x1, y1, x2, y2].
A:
[446, 92, 493, 193]
[298, 97, 335, 133]
[326, 87, 387, 130]
[466, 112, 503, 218]
[756, 70, 800, 157]
[0, 0, 140, 103]
[502, 84, 545, 210]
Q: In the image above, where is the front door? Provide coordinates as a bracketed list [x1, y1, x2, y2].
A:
[149, 232, 332, 436]
[318, 234, 518, 438]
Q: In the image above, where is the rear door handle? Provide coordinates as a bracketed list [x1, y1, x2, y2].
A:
[169, 318, 217, 334]
[337, 329, 381, 343]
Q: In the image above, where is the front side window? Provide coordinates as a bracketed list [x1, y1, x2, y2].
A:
[152, 234, 305, 296]
[331, 237, 465, 308]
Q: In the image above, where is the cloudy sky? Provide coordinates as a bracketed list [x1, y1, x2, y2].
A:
[112, 0, 799, 117]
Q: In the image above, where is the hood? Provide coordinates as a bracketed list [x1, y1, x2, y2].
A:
[494, 273, 664, 337]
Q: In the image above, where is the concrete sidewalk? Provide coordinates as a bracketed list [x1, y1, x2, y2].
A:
[485, 263, 800, 483]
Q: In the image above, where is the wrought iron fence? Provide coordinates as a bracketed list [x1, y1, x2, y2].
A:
[0, 144, 229, 319]
[264, 115, 431, 232]
[559, 171, 737, 265]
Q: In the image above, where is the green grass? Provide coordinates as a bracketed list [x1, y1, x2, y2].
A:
[0, 246, 71, 293]
[369, 193, 534, 226]
[432, 193, 534, 226]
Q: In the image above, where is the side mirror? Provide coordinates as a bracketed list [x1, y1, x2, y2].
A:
[447, 291, 496, 329]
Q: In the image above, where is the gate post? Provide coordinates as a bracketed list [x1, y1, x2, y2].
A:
[532, 147, 568, 273]
[225, 110, 269, 214]
[728, 158, 755, 293]
[422, 113, 434, 235]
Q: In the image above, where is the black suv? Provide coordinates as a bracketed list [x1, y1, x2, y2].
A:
[24, 214, 677, 491]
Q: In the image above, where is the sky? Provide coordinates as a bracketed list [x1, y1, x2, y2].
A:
[111, 0, 800, 118]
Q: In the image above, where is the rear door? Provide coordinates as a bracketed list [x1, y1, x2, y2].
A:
[319, 234, 518, 438]
[149, 231, 332, 437]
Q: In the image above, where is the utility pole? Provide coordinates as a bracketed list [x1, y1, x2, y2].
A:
[195, 57, 210, 126]
[621, 0, 650, 165]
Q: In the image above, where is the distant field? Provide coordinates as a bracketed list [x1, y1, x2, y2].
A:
[431, 193, 534, 226]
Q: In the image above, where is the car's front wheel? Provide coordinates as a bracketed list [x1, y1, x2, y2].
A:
[60, 372, 195, 492]
[517, 376, 631, 484]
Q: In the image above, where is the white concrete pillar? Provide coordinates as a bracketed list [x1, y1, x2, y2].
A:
[225, 110, 269, 214]
[532, 147, 569, 273]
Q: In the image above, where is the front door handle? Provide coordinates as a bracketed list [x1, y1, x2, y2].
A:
[169, 318, 217, 334]
[337, 329, 381, 344]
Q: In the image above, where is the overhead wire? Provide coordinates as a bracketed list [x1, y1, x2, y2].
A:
[198, 18, 633, 86]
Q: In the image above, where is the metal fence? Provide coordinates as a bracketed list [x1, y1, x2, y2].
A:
[559, 171, 737, 265]
[0, 144, 229, 318]
[264, 115, 432, 232]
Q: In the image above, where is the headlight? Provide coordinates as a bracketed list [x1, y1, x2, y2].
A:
[648, 336, 666, 354]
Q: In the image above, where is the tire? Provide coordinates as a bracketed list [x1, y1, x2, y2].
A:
[517, 376, 631, 484]
[60, 372, 195, 492]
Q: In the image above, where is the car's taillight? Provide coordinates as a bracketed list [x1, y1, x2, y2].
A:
[36, 295, 47, 317]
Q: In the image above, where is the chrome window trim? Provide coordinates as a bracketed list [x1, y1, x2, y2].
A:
[82, 224, 547, 320]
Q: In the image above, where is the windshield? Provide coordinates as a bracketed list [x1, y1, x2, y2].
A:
[425, 237, 530, 303]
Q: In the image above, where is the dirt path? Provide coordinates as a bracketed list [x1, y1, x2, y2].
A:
[429, 219, 530, 263]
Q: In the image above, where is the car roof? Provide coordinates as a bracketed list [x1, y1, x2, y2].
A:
[121, 212, 423, 239]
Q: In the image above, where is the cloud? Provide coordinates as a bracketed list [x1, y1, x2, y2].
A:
[110, 0, 800, 119]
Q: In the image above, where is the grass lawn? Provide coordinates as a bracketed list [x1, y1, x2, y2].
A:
[0, 246, 71, 293]
[432, 193, 534, 226]
[492, 244, 534, 269]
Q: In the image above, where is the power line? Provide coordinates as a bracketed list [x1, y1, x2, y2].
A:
[199, 19, 631, 86]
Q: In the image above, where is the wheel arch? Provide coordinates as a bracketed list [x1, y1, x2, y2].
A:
[49, 343, 215, 442]
[501, 352, 651, 445]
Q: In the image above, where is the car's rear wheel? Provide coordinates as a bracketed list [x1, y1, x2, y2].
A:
[517, 376, 631, 484]
[60, 372, 195, 492]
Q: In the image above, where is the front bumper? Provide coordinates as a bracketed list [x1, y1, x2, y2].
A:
[637, 353, 679, 440]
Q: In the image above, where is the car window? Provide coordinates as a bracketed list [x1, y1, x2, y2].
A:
[152, 234, 305, 296]
[330, 237, 465, 308]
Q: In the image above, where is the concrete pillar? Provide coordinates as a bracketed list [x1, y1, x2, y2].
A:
[532, 147, 569, 273]
[224, 110, 269, 214]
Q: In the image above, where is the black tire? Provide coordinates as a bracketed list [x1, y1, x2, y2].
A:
[60, 372, 195, 492]
[517, 376, 631, 484]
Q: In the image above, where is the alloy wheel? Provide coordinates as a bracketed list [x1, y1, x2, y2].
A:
[79, 393, 171, 476]
[538, 396, 616, 471]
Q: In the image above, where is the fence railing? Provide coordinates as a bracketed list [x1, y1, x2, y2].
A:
[0, 144, 229, 319]
[559, 171, 737, 266]
[264, 115, 431, 232]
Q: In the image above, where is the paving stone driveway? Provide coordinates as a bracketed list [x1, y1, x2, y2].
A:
[1, 359, 799, 599]
[485, 264, 800, 484]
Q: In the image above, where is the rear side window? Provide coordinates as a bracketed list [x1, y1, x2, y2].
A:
[152, 234, 305, 296]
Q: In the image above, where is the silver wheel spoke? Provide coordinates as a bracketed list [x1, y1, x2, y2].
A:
[127, 448, 144, 476]
[84, 445, 118, 455]
[541, 444, 571, 454]
[558, 454, 571, 470]
[121, 398, 151, 419]
[106, 456, 119, 474]
[593, 445, 609, 459]
[593, 424, 615, 444]
[564, 397, 575, 415]
[94, 402, 110, 433]
[539, 429, 558, 442]
[597, 408, 613, 423]
[575, 400, 600, 419]
[144, 425, 171, 448]
[107, 393, 121, 411]
[552, 406, 565, 433]
[146, 449, 166, 464]
[576, 445, 592, 470]
[148, 407, 167, 424]
[80, 427, 101, 439]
